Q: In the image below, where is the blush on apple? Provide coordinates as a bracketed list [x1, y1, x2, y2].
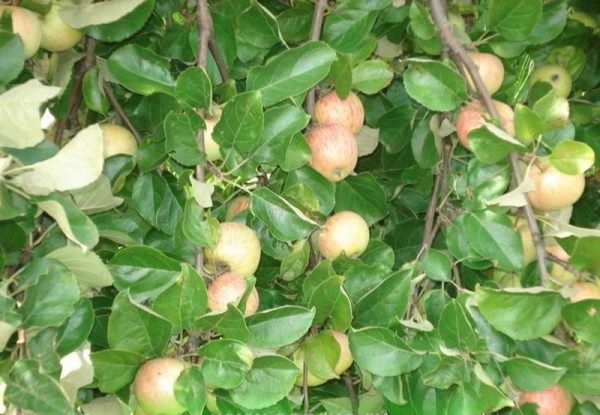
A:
[305, 124, 358, 183]
[518, 384, 573, 415]
[465, 51, 505, 95]
[224, 196, 251, 221]
[317, 211, 370, 260]
[0, 6, 42, 58]
[206, 271, 259, 316]
[455, 99, 514, 150]
[204, 221, 261, 277]
[314, 91, 365, 134]
[133, 357, 187, 415]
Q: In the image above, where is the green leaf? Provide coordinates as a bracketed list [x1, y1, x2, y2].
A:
[549, 140, 595, 175]
[0, 294, 21, 350]
[107, 44, 175, 95]
[198, 339, 253, 389]
[286, 166, 336, 215]
[306, 274, 353, 330]
[571, 236, 600, 276]
[280, 239, 310, 281]
[349, 327, 423, 377]
[422, 249, 452, 282]
[487, 0, 543, 41]
[229, 355, 299, 410]
[250, 188, 318, 242]
[438, 300, 480, 351]
[409, 1, 437, 39]
[463, 211, 524, 271]
[70, 175, 124, 215]
[281, 132, 312, 172]
[246, 305, 315, 348]
[182, 199, 220, 248]
[404, 60, 468, 111]
[529, 0, 567, 45]
[82, 65, 109, 115]
[107, 290, 172, 356]
[562, 300, 600, 344]
[163, 111, 204, 166]
[335, 172, 388, 226]
[468, 124, 526, 165]
[503, 356, 566, 391]
[475, 287, 565, 340]
[56, 298, 94, 356]
[247, 41, 337, 107]
[353, 270, 412, 328]
[152, 263, 207, 331]
[46, 246, 113, 290]
[18, 260, 80, 329]
[109, 245, 181, 301]
[175, 67, 212, 109]
[213, 91, 263, 155]
[352, 59, 393, 95]
[5, 360, 75, 414]
[411, 115, 441, 169]
[329, 54, 353, 98]
[322, 9, 378, 55]
[195, 304, 250, 341]
[514, 103, 545, 145]
[0, 31, 24, 85]
[90, 349, 146, 393]
[59, 0, 148, 28]
[174, 366, 206, 414]
[321, 391, 386, 415]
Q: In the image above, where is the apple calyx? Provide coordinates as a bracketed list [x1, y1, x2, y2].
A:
[204, 221, 261, 277]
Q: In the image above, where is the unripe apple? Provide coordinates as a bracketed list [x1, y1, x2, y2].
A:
[513, 217, 536, 265]
[317, 211, 369, 260]
[40, 4, 83, 52]
[518, 384, 573, 415]
[569, 11, 598, 29]
[314, 91, 365, 134]
[207, 272, 259, 316]
[133, 357, 187, 415]
[455, 99, 515, 150]
[525, 162, 585, 212]
[465, 51, 505, 95]
[204, 221, 261, 277]
[530, 64, 572, 98]
[566, 281, 600, 303]
[305, 124, 358, 182]
[99, 123, 138, 158]
[545, 243, 576, 284]
[224, 196, 251, 221]
[0, 6, 42, 58]
[203, 110, 222, 162]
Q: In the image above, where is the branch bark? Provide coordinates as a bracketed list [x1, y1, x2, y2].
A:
[102, 82, 141, 143]
[429, 0, 550, 285]
[304, 0, 328, 118]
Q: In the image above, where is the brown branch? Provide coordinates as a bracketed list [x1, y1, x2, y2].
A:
[344, 372, 359, 415]
[102, 82, 142, 143]
[429, 0, 550, 285]
[53, 37, 96, 145]
[303, 362, 310, 414]
[208, 38, 229, 83]
[304, 0, 328, 117]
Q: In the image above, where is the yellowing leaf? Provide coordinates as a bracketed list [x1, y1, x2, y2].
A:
[190, 177, 214, 208]
[0, 79, 61, 149]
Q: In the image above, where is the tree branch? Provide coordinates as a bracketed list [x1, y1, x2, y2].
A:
[429, 0, 550, 285]
[344, 372, 359, 415]
[102, 82, 142, 143]
[304, 0, 328, 117]
[208, 38, 229, 83]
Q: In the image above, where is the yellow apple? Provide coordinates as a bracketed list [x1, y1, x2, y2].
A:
[133, 358, 187, 415]
[465, 51, 505, 95]
[204, 221, 261, 277]
[206, 272, 259, 316]
[99, 123, 138, 158]
[317, 211, 370, 260]
[0, 6, 42, 58]
[40, 4, 83, 52]
[525, 162, 585, 212]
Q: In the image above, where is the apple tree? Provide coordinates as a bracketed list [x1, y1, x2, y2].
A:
[1, 0, 600, 414]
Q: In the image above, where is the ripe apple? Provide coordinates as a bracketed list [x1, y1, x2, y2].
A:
[224, 196, 251, 221]
[455, 99, 514, 150]
[206, 271, 259, 316]
[204, 221, 261, 277]
[133, 357, 187, 415]
[99, 123, 138, 158]
[317, 211, 370, 260]
[305, 124, 358, 182]
[518, 384, 573, 415]
[314, 91, 365, 134]
[530, 64, 572, 98]
[465, 51, 505, 95]
[0, 6, 42, 58]
[545, 242, 576, 284]
[525, 162, 585, 212]
[40, 4, 83, 52]
[565, 281, 600, 303]
[293, 330, 353, 386]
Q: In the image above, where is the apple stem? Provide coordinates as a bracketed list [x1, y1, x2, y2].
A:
[304, 0, 328, 118]
[429, 0, 550, 285]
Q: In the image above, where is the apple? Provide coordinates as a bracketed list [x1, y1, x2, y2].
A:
[204, 221, 261, 277]
[513, 217, 536, 265]
[565, 281, 600, 303]
[133, 357, 187, 415]
[455, 99, 514, 150]
[305, 124, 358, 182]
[293, 330, 353, 386]
[569, 11, 598, 29]
[203, 109, 222, 162]
[314, 91, 365, 134]
[518, 384, 573, 415]
[525, 162, 585, 212]
[40, 4, 83, 52]
[0, 6, 42, 58]
[224, 196, 251, 221]
[530, 64, 572, 98]
[317, 211, 370, 260]
[207, 271, 259, 316]
[465, 51, 505, 95]
[99, 123, 138, 158]
[545, 242, 576, 284]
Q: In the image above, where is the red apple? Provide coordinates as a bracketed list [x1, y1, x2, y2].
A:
[133, 357, 187, 415]
[455, 99, 514, 150]
[317, 211, 370, 260]
[525, 162, 585, 212]
[305, 124, 358, 182]
[40, 4, 83, 52]
[518, 384, 573, 415]
[99, 123, 138, 158]
[207, 272, 259, 316]
[204, 221, 261, 277]
[224, 196, 251, 221]
[314, 91, 365, 134]
[0, 6, 42, 58]
[465, 51, 505, 95]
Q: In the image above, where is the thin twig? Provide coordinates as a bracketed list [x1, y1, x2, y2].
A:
[303, 363, 309, 414]
[343, 372, 359, 415]
[208, 38, 229, 82]
[53, 37, 96, 145]
[102, 83, 142, 143]
[429, 0, 550, 285]
[304, 0, 328, 117]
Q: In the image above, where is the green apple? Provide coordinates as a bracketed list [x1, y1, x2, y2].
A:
[40, 3, 83, 52]
[569, 11, 598, 29]
[529, 64, 572, 98]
